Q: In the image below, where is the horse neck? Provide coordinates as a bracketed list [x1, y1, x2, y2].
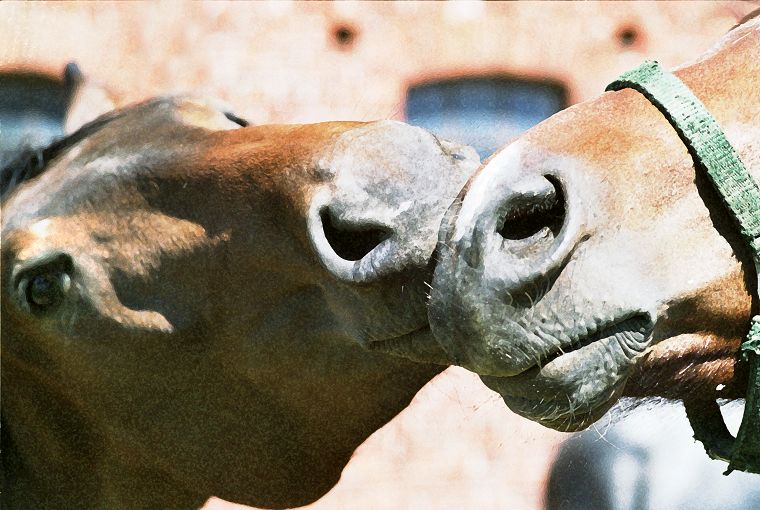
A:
[3, 428, 206, 510]
[2, 363, 207, 510]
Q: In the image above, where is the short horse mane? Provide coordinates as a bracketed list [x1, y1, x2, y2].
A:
[0, 109, 124, 202]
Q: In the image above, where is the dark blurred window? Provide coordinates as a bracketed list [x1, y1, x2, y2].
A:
[405, 76, 567, 159]
[0, 73, 69, 157]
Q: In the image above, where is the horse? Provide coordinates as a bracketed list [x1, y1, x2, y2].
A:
[0, 96, 480, 509]
[428, 11, 758, 456]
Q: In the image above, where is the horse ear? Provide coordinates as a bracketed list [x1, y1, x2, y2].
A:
[62, 63, 120, 134]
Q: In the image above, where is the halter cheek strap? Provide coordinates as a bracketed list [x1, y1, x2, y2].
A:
[606, 60, 760, 475]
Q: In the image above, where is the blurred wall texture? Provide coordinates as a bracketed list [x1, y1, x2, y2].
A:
[1, 2, 756, 509]
[0, 1, 752, 156]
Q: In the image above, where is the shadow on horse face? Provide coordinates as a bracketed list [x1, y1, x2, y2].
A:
[429, 19, 759, 431]
[0, 96, 480, 508]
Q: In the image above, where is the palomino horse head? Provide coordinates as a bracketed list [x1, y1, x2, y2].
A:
[429, 18, 758, 432]
[1, 97, 479, 509]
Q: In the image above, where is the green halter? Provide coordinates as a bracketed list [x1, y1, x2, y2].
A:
[606, 60, 760, 475]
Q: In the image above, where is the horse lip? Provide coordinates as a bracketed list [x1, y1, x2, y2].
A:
[532, 314, 653, 371]
[492, 380, 627, 432]
[477, 314, 654, 429]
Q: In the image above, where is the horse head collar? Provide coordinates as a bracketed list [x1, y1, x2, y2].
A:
[607, 60, 760, 475]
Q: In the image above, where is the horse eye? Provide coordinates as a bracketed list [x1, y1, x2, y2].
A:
[26, 272, 70, 311]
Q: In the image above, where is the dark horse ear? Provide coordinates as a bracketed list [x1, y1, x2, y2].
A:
[62, 62, 119, 134]
[223, 111, 249, 127]
[63, 62, 84, 94]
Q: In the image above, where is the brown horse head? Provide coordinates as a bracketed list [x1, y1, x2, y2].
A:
[1, 97, 479, 508]
[429, 19, 759, 431]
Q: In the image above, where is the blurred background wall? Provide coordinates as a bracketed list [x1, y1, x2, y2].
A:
[1, 1, 754, 157]
[1, 2, 757, 509]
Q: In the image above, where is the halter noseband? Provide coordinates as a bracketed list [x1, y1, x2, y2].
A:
[606, 60, 760, 475]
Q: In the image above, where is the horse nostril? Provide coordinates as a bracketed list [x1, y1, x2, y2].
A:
[497, 175, 565, 241]
[320, 208, 391, 261]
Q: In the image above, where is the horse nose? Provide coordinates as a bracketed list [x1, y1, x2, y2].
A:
[307, 127, 480, 284]
[495, 174, 565, 244]
[443, 144, 579, 305]
[319, 207, 391, 263]
[308, 191, 436, 284]
[491, 173, 573, 302]
[430, 144, 585, 373]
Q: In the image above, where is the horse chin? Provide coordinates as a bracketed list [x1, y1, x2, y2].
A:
[479, 318, 653, 431]
[485, 374, 626, 432]
[367, 326, 451, 365]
